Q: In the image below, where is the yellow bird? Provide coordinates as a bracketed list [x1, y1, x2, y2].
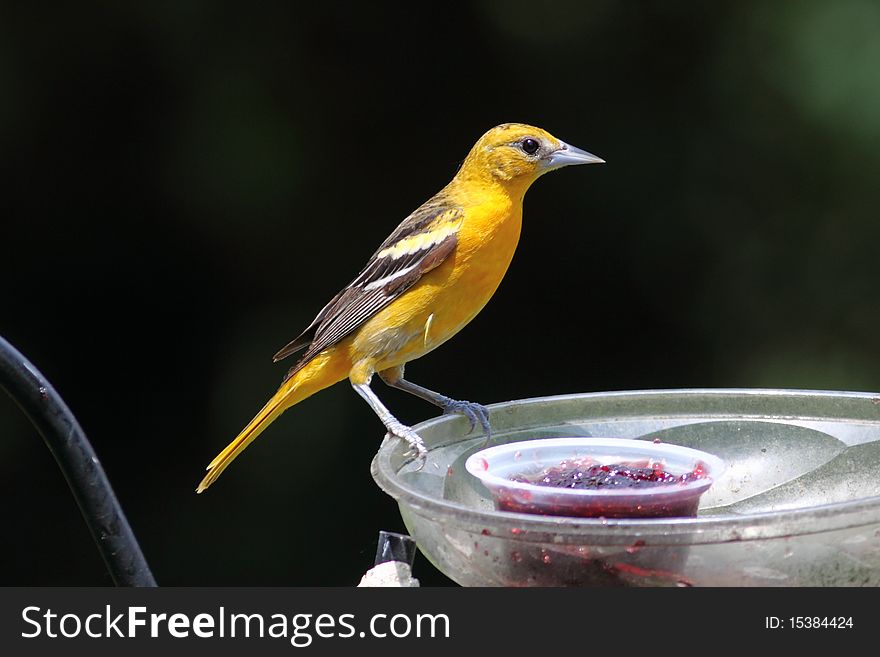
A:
[197, 123, 603, 492]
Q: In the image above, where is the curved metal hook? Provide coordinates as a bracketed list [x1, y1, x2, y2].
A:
[0, 335, 156, 586]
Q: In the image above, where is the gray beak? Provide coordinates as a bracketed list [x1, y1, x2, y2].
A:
[546, 141, 605, 168]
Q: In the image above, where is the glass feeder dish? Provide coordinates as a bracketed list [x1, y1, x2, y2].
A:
[371, 389, 880, 586]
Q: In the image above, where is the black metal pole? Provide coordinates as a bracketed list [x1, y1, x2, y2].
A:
[0, 335, 156, 586]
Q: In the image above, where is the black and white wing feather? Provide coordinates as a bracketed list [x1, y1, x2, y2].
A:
[273, 199, 462, 380]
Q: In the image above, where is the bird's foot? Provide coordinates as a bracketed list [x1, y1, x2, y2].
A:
[386, 420, 428, 470]
[440, 398, 492, 441]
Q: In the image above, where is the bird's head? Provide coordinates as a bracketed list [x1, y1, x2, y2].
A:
[457, 123, 603, 195]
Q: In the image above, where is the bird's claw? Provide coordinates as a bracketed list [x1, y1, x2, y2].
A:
[386, 421, 428, 470]
[441, 399, 492, 440]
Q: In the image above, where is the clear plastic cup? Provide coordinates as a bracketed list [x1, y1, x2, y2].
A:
[465, 438, 726, 519]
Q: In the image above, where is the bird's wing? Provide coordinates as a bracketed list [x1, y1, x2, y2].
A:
[273, 200, 463, 377]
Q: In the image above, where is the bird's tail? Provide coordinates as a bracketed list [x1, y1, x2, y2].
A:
[196, 349, 348, 493]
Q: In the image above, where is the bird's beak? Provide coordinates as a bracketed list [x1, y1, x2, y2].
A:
[546, 141, 605, 169]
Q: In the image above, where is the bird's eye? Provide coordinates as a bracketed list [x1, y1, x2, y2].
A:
[520, 138, 540, 155]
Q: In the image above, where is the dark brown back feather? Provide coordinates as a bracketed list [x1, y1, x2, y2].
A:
[275, 192, 462, 381]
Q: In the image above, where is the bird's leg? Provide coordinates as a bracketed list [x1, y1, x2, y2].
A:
[351, 380, 427, 468]
[378, 366, 492, 441]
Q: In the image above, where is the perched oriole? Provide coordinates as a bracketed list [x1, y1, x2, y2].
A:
[196, 123, 602, 492]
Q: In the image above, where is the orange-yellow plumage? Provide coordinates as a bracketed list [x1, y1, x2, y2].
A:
[197, 123, 602, 493]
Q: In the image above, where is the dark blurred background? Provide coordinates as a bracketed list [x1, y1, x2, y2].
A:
[2, 1, 880, 585]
